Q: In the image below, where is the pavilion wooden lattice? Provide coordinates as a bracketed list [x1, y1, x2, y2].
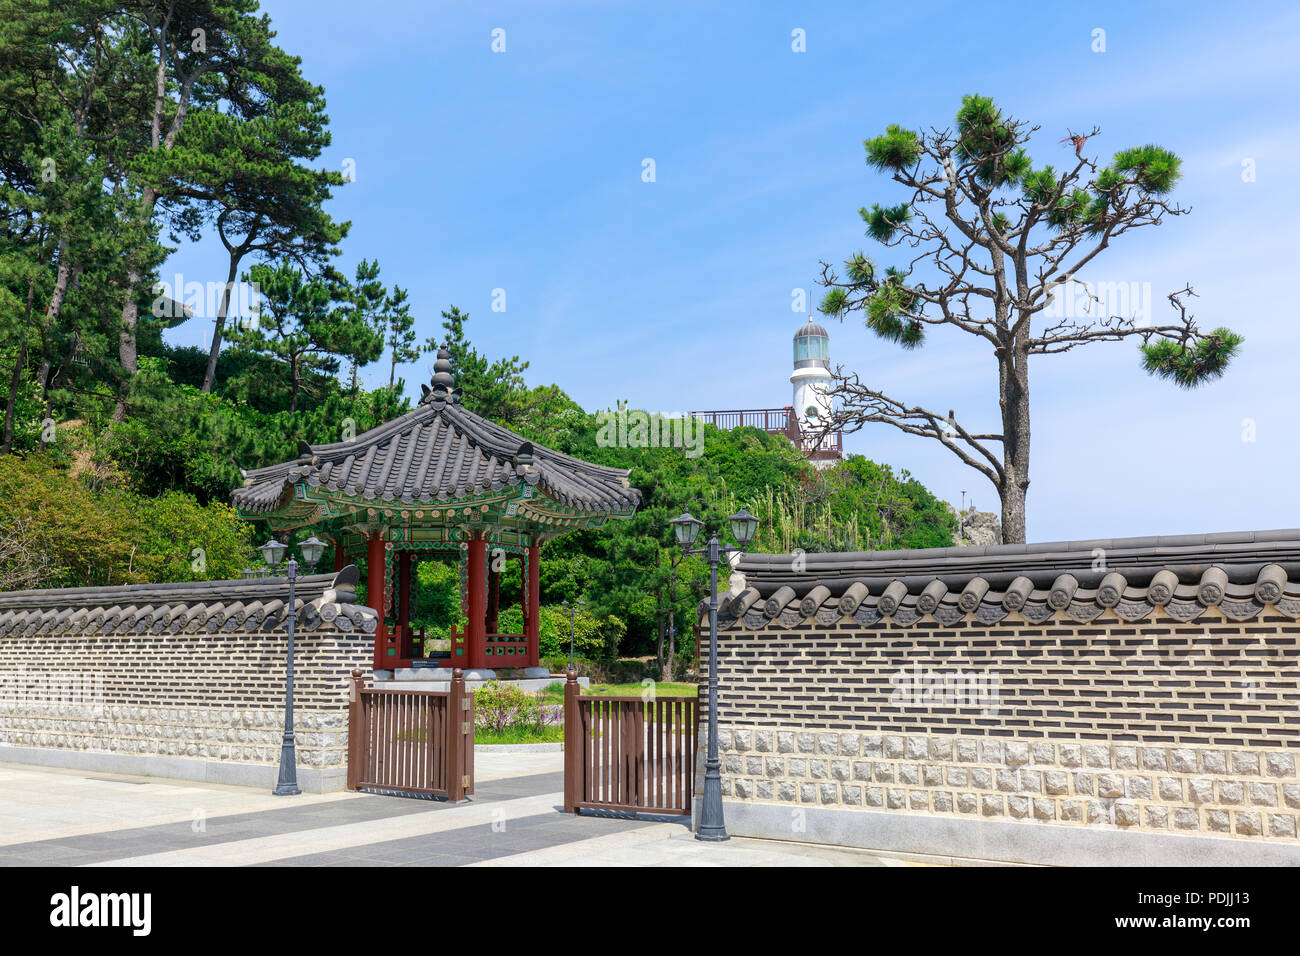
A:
[232, 349, 641, 671]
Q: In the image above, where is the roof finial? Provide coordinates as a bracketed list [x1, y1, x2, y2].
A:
[429, 345, 455, 400]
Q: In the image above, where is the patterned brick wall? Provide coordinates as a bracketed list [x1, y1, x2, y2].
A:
[712, 609, 1300, 846]
[0, 626, 372, 774]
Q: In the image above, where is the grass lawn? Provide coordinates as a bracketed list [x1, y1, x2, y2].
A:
[476, 725, 565, 745]
[588, 681, 699, 698]
[538, 681, 698, 701]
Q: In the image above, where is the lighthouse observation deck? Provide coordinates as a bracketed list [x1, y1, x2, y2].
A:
[686, 406, 843, 464]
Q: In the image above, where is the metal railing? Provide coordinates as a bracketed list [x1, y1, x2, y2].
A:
[689, 407, 843, 461]
[688, 407, 798, 435]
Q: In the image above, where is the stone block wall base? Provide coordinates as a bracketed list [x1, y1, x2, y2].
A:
[0, 745, 347, 793]
[721, 800, 1300, 866]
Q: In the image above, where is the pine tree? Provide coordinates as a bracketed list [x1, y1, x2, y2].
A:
[226, 260, 383, 413]
[384, 286, 419, 389]
[819, 95, 1241, 543]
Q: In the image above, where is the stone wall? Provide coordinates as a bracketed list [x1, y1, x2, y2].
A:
[703, 609, 1300, 864]
[0, 625, 372, 792]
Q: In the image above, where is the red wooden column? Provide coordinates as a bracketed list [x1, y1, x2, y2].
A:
[525, 540, 541, 668]
[334, 539, 346, 572]
[466, 533, 487, 670]
[485, 559, 500, 635]
[397, 550, 413, 658]
[368, 531, 391, 670]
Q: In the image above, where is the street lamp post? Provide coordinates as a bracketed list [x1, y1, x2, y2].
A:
[562, 598, 586, 671]
[257, 534, 326, 796]
[669, 507, 759, 842]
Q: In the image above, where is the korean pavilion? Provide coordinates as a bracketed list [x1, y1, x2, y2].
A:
[232, 349, 641, 672]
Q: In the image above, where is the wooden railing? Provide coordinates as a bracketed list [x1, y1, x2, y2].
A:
[484, 632, 529, 662]
[563, 673, 698, 816]
[346, 668, 474, 800]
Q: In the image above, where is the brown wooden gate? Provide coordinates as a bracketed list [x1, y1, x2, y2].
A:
[346, 668, 474, 800]
[563, 673, 698, 815]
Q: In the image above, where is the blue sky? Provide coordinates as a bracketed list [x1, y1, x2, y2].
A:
[163, 0, 1300, 542]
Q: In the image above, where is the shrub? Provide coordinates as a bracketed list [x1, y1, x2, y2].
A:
[598, 658, 661, 684]
[472, 680, 561, 735]
[541, 654, 599, 678]
[674, 648, 697, 679]
[0, 452, 253, 589]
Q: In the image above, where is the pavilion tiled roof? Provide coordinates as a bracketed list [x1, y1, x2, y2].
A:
[0, 566, 376, 638]
[720, 529, 1300, 629]
[232, 351, 640, 516]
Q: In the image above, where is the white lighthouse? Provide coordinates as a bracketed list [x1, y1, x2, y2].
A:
[791, 318, 834, 435]
[687, 317, 841, 465]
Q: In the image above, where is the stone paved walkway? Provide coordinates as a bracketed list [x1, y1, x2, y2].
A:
[0, 754, 936, 867]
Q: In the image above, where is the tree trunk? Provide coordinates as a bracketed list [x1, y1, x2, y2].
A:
[113, 189, 158, 422]
[201, 255, 242, 393]
[1, 282, 32, 454]
[112, 263, 141, 422]
[997, 347, 1032, 544]
[664, 607, 675, 683]
[999, 480, 1027, 546]
[34, 356, 51, 408]
[44, 239, 73, 329]
[655, 609, 665, 676]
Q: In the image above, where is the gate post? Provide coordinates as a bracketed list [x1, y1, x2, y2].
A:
[346, 668, 365, 791]
[563, 670, 581, 813]
[447, 668, 468, 802]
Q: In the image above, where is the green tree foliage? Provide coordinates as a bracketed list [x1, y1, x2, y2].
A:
[409, 559, 464, 639]
[225, 259, 385, 412]
[101, 354, 408, 502]
[498, 605, 617, 659]
[0, 451, 252, 589]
